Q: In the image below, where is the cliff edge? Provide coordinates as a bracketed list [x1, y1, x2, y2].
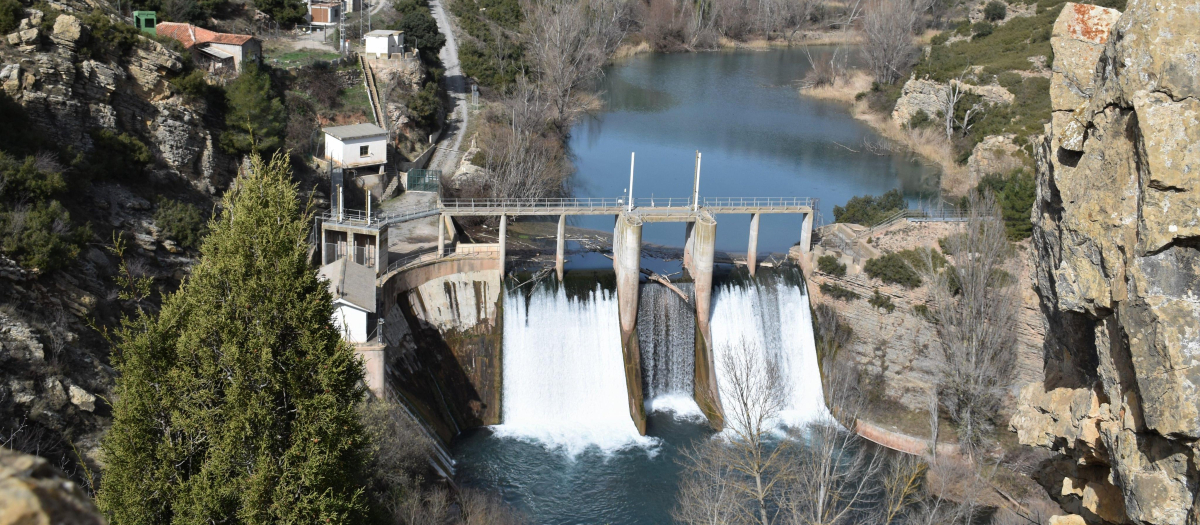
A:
[1012, 1, 1200, 523]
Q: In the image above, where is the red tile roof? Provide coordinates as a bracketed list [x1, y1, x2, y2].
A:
[156, 22, 256, 48]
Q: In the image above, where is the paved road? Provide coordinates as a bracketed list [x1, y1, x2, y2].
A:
[427, 0, 469, 174]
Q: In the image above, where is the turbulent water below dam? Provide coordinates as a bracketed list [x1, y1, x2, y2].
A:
[451, 269, 824, 523]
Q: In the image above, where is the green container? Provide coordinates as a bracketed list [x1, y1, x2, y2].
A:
[133, 11, 156, 35]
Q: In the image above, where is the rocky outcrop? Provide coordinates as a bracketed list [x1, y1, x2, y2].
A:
[892, 77, 1016, 126]
[1012, 2, 1200, 523]
[0, 449, 105, 525]
[967, 134, 1026, 182]
[2, 11, 233, 194]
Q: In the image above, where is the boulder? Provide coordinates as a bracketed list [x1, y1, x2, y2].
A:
[68, 384, 95, 412]
[891, 78, 947, 125]
[1049, 516, 1087, 525]
[0, 449, 106, 525]
[966, 134, 1024, 183]
[50, 14, 85, 51]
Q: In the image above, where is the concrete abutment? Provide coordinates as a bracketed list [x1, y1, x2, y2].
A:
[614, 213, 647, 435]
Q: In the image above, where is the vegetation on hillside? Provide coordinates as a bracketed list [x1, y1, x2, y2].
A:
[391, 0, 447, 63]
[222, 62, 286, 155]
[833, 189, 905, 226]
[450, 0, 525, 89]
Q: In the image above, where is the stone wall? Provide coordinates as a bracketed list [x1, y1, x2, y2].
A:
[1011, 2, 1200, 523]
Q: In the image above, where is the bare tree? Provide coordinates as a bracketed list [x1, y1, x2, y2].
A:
[860, 0, 928, 84]
[471, 77, 572, 200]
[778, 363, 885, 525]
[719, 340, 791, 525]
[524, 0, 626, 123]
[878, 452, 926, 524]
[673, 439, 745, 525]
[923, 191, 1017, 453]
[941, 74, 985, 140]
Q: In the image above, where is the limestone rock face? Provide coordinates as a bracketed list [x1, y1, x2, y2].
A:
[0, 449, 106, 525]
[1013, 1, 1200, 523]
[7, 14, 233, 194]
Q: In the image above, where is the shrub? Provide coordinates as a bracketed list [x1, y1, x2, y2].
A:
[1, 200, 88, 272]
[833, 189, 906, 226]
[88, 129, 152, 180]
[817, 254, 847, 277]
[864, 252, 922, 288]
[393, 0, 446, 62]
[253, 0, 306, 25]
[971, 21, 995, 38]
[869, 289, 896, 313]
[908, 109, 934, 129]
[912, 303, 934, 321]
[820, 283, 861, 301]
[930, 31, 950, 46]
[170, 69, 224, 104]
[895, 247, 946, 273]
[0, 0, 21, 34]
[154, 198, 208, 249]
[984, 1, 1007, 21]
[975, 168, 1036, 239]
[406, 82, 440, 132]
[81, 10, 142, 58]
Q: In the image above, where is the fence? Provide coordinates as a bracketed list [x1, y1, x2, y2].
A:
[407, 169, 441, 192]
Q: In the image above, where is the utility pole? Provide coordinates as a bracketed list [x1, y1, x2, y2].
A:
[692, 150, 702, 211]
[627, 152, 635, 212]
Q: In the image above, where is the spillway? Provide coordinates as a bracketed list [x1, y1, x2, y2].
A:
[496, 284, 651, 454]
[637, 283, 698, 416]
[710, 275, 826, 428]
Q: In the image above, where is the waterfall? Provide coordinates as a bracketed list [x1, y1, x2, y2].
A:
[710, 276, 826, 429]
[637, 283, 699, 417]
[497, 284, 653, 455]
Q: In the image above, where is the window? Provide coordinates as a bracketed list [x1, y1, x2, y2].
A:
[359, 145, 369, 157]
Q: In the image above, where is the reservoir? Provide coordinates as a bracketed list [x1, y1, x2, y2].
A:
[450, 46, 940, 524]
[567, 46, 940, 254]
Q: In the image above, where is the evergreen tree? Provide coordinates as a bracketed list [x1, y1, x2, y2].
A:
[98, 152, 371, 525]
[221, 62, 286, 155]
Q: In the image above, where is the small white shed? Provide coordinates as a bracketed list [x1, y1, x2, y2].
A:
[323, 123, 388, 169]
[364, 30, 404, 59]
[319, 258, 377, 344]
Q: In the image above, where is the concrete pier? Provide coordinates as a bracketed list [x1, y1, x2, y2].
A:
[800, 211, 814, 253]
[747, 213, 760, 277]
[684, 213, 724, 429]
[437, 213, 446, 257]
[556, 214, 566, 281]
[613, 213, 647, 435]
[498, 214, 507, 276]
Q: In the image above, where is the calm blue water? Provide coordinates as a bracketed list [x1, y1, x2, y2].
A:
[566, 47, 940, 253]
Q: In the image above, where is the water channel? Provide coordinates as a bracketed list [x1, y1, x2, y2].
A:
[450, 46, 942, 524]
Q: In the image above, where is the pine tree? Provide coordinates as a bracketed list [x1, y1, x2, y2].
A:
[221, 62, 286, 155]
[98, 152, 371, 525]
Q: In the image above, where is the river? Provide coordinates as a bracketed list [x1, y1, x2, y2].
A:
[450, 47, 940, 524]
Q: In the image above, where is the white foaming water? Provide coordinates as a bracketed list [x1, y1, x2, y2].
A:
[645, 393, 707, 421]
[710, 279, 827, 429]
[496, 284, 656, 456]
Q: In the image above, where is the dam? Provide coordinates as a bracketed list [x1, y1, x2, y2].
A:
[313, 46, 940, 523]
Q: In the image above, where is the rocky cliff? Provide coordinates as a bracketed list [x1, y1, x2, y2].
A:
[1011, 1, 1200, 523]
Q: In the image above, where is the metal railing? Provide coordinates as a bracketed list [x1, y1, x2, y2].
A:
[438, 196, 817, 212]
[439, 197, 628, 210]
[320, 206, 440, 227]
[702, 196, 816, 209]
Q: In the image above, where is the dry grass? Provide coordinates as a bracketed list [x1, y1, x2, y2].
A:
[801, 70, 873, 103]
[612, 41, 652, 59]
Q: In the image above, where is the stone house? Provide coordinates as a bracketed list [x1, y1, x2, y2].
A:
[155, 22, 261, 73]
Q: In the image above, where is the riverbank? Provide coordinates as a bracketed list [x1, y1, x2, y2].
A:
[799, 70, 969, 195]
[612, 29, 862, 61]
